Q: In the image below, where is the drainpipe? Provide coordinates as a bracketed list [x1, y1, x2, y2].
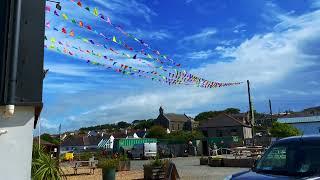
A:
[4, 0, 22, 118]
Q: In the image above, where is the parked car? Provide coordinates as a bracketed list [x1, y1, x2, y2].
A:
[130, 143, 157, 159]
[225, 135, 320, 180]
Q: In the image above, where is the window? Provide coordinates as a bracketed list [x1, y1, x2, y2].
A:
[255, 144, 320, 177]
[231, 129, 238, 135]
[171, 123, 174, 130]
[178, 124, 180, 130]
[257, 146, 287, 170]
[216, 130, 223, 137]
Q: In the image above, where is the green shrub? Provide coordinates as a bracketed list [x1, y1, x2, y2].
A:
[118, 154, 129, 161]
[32, 145, 64, 180]
[98, 158, 119, 169]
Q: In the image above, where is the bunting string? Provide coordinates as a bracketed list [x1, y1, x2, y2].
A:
[61, 0, 180, 67]
[45, 3, 243, 89]
[44, 34, 197, 85]
[46, 9, 174, 68]
[45, 20, 242, 88]
[44, 38, 199, 86]
[45, 34, 241, 88]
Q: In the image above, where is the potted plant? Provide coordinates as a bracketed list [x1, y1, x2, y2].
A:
[208, 156, 223, 167]
[199, 156, 208, 165]
[98, 158, 119, 180]
[143, 157, 167, 180]
[117, 154, 130, 171]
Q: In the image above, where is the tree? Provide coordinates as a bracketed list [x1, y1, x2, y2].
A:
[224, 108, 240, 114]
[166, 130, 204, 141]
[40, 133, 59, 145]
[117, 121, 131, 129]
[270, 122, 301, 138]
[194, 108, 241, 121]
[146, 126, 167, 139]
[133, 119, 154, 130]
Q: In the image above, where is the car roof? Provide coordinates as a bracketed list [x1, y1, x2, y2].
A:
[274, 135, 320, 145]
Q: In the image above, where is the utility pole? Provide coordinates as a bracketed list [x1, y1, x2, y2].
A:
[38, 119, 41, 148]
[269, 99, 273, 116]
[247, 80, 255, 144]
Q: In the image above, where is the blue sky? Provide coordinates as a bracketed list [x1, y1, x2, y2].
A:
[39, 0, 320, 133]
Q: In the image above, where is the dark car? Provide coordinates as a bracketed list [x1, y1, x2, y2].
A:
[225, 136, 320, 180]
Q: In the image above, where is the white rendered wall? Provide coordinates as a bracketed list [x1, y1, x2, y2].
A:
[0, 106, 35, 180]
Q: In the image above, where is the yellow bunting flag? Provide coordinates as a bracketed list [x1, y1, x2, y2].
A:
[93, 8, 99, 16]
[112, 36, 117, 43]
[62, 13, 68, 20]
[50, 38, 56, 43]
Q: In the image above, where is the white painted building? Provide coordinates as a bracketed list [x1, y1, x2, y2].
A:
[0, 106, 35, 180]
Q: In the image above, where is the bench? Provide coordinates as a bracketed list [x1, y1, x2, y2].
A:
[73, 159, 98, 175]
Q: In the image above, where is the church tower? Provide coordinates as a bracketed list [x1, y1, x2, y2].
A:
[159, 106, 164, 115]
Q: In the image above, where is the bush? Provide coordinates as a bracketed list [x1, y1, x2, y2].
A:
[32, 144, 64, 180]
[146, 126, 167, 139]
[98, 158, 119, 169]
[118, 154, 129, 161]
[270, 122, 301, 138]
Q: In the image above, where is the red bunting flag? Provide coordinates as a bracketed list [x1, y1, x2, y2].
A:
[62, 28, 67, 34]
[77, 1, 82, 7]
[86, 25, 92, 30]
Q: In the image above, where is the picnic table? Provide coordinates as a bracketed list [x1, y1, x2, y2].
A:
[73, 158, 98, 175]
[232, 146, 264, 159]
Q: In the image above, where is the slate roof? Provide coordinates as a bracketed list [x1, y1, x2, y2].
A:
[61, 135, 103, 146]
[278, 115, 320, 124]
[200, 113, 251, 128]
[164, 113, 191, 122]
[33, 137, 57, 146]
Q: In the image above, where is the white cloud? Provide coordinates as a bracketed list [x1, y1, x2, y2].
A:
[194, 10, 320, 84]
[129, 28, 172, 40]
[94, 0, 157, 23]
[45, 62, 95, 77]
[186, 49, 215, 60]
[180, 28, 217, 43]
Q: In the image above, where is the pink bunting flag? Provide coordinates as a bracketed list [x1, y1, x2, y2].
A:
[45, 6, 51, 12]
[106, 17, 112, 25]
[45, 21, 50, 28]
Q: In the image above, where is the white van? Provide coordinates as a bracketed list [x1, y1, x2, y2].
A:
[130, 143, 157, 159]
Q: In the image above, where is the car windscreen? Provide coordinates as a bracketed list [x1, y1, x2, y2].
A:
[255, 143, 320, 177]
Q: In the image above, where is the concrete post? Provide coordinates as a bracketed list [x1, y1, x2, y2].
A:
[0, 106, 35, 180]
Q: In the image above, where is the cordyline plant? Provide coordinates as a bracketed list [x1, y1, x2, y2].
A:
[31, 144, 65, 180]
